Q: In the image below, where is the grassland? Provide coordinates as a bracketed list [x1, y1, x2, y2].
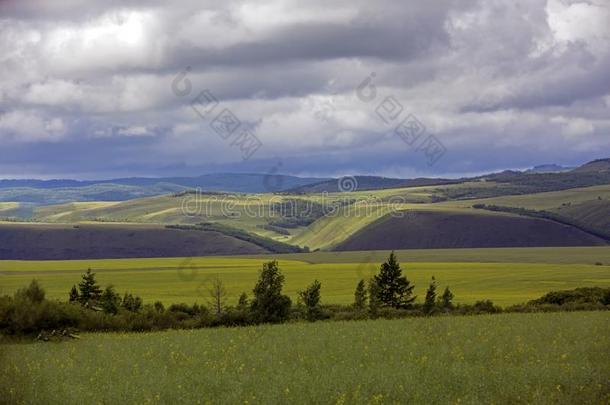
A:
[4, 183, 604, 251]
[1, 311, 608, 404]
[2, 247, 610, 306]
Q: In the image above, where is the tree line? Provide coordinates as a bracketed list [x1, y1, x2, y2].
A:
[1, 252, 609, 338]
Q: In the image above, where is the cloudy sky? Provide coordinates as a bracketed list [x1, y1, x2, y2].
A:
[1, 0, 609, 179]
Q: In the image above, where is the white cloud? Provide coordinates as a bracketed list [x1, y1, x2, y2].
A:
[0, 0, 608, 176]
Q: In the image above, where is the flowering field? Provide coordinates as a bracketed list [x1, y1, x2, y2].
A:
[1, 311, 609, 404]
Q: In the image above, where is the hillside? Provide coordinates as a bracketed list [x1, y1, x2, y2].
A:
[334, 210, 607, 251]
[0, 159, 608, 256]
[0, 223, 269, 260]
[0, 173, 327, 204]
[572, 158, 610, 173]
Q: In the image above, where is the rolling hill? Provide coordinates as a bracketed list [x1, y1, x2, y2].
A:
[0, 173, 327, 204]
[0, 158, 608, 257]
[334, 210, 607, 251]
[0, 223, 274, 260]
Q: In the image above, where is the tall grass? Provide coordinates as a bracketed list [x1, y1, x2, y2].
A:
[1, 311, 609, 404]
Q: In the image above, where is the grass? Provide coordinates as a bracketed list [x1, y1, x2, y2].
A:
[1, 311, 608, 404]
[15, 183, 608, 250]
[2, 247, 610, 306]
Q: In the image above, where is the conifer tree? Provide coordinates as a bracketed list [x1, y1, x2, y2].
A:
[353, 279, 367, 311]
[69, 285, 79, 302]
[100, 285, 121, 314]
[439, 286, 455, 310]
[423, 276, 437, 314]
[78, 268, 102, 305]
[373, 251, 415, 308]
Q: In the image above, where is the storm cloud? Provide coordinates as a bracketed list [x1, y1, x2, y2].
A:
[0, 0, 609, 179]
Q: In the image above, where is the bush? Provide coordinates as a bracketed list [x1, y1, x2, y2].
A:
[528, 287, 610, 306]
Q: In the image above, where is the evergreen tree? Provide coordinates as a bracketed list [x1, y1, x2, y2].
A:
[438, 286, 454, 310]
[353, 279, 367, 312]
[250, 260, 291, 323]
[373, 251, 415, 308]
[78, 268, 102, 305]
[298, 280, 322, 321]
[423, 276, 437, 314]
[69, 285, 79, 302]
[367, 278, 381, 317]
[100, 285, 121, 315]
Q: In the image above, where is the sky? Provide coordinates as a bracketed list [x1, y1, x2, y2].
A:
[0, 0, 609, 180]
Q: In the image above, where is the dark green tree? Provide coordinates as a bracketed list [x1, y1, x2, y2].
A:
[373, 251, 415, 308]
[16, 279, 45, 303]
[250, 260, 291, 323]
[154, 301, 165, 313]
[353, 279, 367, 312]
[78, 268, 102, 305]
[367, 278, 381, 317]
[100, 285, 121, 315]
[438, 286, 454, 310]
[121, 292, 143, 312]
[69, 285, 79, 302]
[237, 292, 249, 310]
[423, 276, 437, 314]
[298, 280, 322, 321]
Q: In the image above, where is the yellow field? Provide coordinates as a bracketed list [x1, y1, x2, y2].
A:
[2, 247, 609, 306]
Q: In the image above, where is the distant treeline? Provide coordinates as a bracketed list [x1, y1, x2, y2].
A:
[1, 252, 609, 339]
[472, 204, 610, 241]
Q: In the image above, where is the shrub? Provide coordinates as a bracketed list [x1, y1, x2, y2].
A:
[15, 280, 45, 303]
[528, 287, 610, 306]
[121, 293, 143, 312]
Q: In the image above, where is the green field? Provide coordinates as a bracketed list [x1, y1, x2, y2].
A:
[2, 247, 610, 306]
[2, 311, 608, 404]
[4, 183, 606, 250]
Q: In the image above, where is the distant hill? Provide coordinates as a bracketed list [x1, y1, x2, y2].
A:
[1, 158, 608, 205]
[572, 158, 610, 173]
[0, 173, 327, 192]
[286, 176, 459, 193]
[0, 173, 328, 204]
[525, 164, 574, 173]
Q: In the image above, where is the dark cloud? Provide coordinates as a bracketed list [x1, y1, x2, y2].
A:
[0, 0, 609, 179]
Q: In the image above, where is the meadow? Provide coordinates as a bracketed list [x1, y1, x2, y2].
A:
[1, 247, 610, 306]
[1, 311, 608, 404]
